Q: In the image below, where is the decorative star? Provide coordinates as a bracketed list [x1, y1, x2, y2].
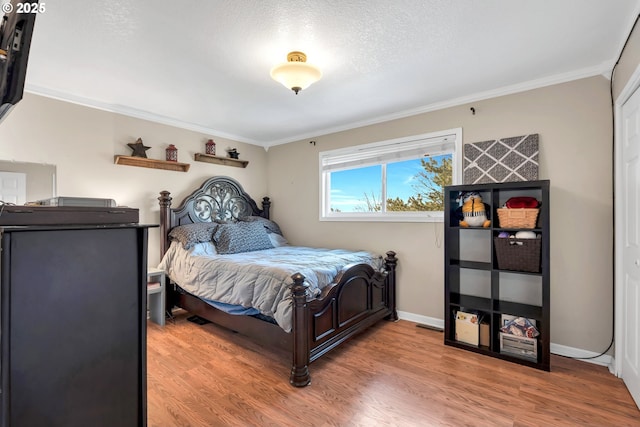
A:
[127, 138, 151, 158]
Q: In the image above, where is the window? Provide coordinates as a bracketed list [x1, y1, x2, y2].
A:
[320, 128, 462, 222]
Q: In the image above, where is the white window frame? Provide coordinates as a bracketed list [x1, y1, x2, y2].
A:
[319, 128, 462, 222]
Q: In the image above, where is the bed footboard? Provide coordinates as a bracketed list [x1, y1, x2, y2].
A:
[290, 251, 398, 387]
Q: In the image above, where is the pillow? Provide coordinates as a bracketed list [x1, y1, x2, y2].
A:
[239, 216, 283, 236]
[268, 232, 288, 247]
[213, 221, 274, 254]
[189, 241, 218, 256]
[169, 223, 218, 250]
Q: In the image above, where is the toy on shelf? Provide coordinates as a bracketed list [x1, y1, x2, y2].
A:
[455, 191, 491, 227]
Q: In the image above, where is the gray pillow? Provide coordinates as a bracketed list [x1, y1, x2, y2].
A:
[239, 216, 283, 236]
[169, 223, 218, 249]
[268, 232, 288, 247]
[213, 221, 274, 254]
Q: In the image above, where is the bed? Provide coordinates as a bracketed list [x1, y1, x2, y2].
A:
[158, 176, 398, 386]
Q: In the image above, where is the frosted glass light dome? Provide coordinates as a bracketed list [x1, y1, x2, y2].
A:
[270, 51, 322, 94]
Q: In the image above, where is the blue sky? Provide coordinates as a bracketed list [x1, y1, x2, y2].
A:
[329, 154, 451, 212]
[330, 158, 426, 212]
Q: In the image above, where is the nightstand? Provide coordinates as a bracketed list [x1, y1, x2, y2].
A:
[147, 267, 166, 326]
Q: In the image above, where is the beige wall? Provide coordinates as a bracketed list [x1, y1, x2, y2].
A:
[0, 93, 268, 265]
[0, 76, 615, 354]
[267, 76, 613, 353]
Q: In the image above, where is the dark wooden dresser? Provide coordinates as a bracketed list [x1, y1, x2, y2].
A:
[0, 206, 151, 427]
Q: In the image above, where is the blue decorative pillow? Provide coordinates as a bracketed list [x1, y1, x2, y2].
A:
[169, 223, 218, 249]
[213, 221, 274, 254]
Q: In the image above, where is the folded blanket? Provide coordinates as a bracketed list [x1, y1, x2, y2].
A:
[505, 197, 539, 209]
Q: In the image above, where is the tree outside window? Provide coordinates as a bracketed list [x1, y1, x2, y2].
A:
[320, 129, 461, 222]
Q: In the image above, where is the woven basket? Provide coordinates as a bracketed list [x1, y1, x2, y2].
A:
[497, 208, 539, 229]
[494, 238, 541, 273]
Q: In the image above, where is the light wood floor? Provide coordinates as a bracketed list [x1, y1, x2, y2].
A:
[147, 312, 639, 427]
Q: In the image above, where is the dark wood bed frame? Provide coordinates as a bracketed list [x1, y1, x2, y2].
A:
[158, 176, 398, 386]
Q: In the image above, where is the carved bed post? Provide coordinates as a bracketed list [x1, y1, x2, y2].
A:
[385, 251, 399, 321]
[158, 190, 172, 258]
[290, 273, 311, 387]
[261, 197, 271, 219]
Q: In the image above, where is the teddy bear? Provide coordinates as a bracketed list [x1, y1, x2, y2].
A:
[455, 191, 491, 227]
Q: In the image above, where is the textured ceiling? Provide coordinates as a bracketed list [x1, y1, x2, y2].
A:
[23, 0, 640, 147]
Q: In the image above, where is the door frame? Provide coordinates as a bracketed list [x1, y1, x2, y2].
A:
[614, 62, 640, 377]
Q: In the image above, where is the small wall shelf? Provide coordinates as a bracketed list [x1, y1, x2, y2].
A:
[194, 153, 249, 168]
[114, 155, 190, 172]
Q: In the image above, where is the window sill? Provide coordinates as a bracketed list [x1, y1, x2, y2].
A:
[319, 214, 444, 223]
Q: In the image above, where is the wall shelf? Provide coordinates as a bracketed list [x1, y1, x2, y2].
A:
[114, 155, 190, 172]
[194, 153, 249, 168]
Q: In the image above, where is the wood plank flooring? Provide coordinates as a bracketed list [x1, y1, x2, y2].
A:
[147, 312, 639, 426]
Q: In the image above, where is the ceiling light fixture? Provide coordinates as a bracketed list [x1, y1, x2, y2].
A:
[270, 51, 322, 95]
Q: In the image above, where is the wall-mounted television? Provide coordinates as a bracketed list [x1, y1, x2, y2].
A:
[0, 0, 38, 124]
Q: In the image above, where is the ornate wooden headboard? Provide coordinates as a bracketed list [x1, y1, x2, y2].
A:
[158, 176, 270, 257]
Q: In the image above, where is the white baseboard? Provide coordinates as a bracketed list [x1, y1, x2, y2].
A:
[398, 312, 613, 368]
[550, 343, 613, 368]
[398, 311, 444, 330]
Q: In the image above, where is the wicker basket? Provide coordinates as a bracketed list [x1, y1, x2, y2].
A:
[497, 208, 539, 229]
[494, 237, 541, 273]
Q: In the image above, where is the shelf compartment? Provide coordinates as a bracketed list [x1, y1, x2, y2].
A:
[459, 228, 492, 263]
[494, 300, 542, 321]
[450, 260, 492, 270]
[194, 153, 249, 168]
[449, 293, 492, 312]
[114, 155, 190, 172]
[498, 272, 542, 307]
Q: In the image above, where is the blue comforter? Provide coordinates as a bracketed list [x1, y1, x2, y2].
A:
[158, 242, 382, 332]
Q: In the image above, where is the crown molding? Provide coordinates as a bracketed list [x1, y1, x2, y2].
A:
[263, 63, 612, 148]
[23, 84, 260, 145]
[27, 62, 610, 149]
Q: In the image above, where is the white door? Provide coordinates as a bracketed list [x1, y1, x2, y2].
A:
[620, 85, 640, 409]
[0, 171, 26, 204]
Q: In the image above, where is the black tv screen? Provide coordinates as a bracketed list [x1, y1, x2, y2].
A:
[0, 0, 38, 123]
